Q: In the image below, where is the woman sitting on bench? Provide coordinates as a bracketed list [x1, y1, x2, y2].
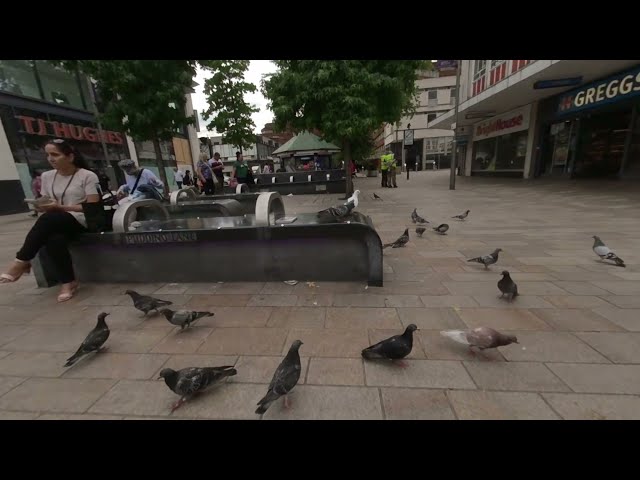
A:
[0, 139, 100, 302]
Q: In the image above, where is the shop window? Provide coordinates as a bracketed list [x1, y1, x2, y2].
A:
[0, 60, 41, 99]
[472, 137, 497, 171]
[495, 131, 528, 170]
[35, 61, 86, 110]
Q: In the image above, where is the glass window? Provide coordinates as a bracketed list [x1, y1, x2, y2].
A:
[35, 61, 85, 110]
[450, 87, 457, 99]
[427, 89, 437, 106]
[427, 113, 437, 122]
[134, 139, 175, 167]
[0, 60, 41, 99]
[495, 131, 528, 170]
[472, 137, 497, 171]
[474, 60, 486, 76]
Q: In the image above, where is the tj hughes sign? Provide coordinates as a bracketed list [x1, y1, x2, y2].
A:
[558, 66, 640, 115]
[473, 105, 531, 140]
[15, 115, 125, 145]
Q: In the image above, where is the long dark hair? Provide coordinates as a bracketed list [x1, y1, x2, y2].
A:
[46, 138, 89, 170]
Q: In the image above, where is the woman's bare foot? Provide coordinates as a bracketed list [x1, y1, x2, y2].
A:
[0, 260, 31, 284]
[57, 281, 79, 303]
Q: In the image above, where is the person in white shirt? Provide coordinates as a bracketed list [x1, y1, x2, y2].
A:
[173, 167, 185, 188]
[0, 138, 100, 302]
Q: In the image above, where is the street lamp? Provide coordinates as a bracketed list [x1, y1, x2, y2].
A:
[449, 60, 461, 190]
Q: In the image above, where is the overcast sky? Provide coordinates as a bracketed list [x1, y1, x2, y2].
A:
[191, 60, 278, 135]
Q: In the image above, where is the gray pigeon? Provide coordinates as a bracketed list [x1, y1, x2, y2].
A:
[125, 290, 173, 316]
[361, 324, 418, 367]
[411, 208, 428, 224]
[159, 365, 237, 412]
[416, 227, 426, 237]
[317, 198, 356, 222]
[373, 192, 382, 200]
[592, 235, 625, 267]
[160, 309, 214, 330]
[498, 270, 519, 302]
[467, 248, 502, 269]
[441, 327, 518, 356]
[452, 210, 470, 220]
[64, 313, 110, 367]
[256, 340, 303, 414]
[383, 228, 409, 249]
[433, 223, 449, 235]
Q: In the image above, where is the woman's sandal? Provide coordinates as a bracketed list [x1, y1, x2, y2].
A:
[57, 283, 79, 303]
[0, 260, 31, 284]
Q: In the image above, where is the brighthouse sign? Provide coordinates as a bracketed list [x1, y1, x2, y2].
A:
[473, 104, 531, 141]
[557, 66, 640, 115]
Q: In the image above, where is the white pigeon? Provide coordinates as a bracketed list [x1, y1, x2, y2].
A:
[345, 190, 360, 208]
[592, 235, 625, 267]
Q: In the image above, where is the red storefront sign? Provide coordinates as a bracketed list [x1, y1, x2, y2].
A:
[15, 115, 125, 145]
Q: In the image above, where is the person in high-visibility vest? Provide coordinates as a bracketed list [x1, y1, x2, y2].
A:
[389, 153, 398, 188]
[380, 153, 389, 188]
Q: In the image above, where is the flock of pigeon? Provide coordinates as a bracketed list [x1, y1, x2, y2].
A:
[58, 189, 628, 416]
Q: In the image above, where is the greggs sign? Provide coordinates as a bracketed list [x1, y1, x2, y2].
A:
[557, 66, 640, 115]
[473, 104, 531, 141]
[15, 115, 125, 145]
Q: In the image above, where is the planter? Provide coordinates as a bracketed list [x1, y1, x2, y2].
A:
[366, 170, 378, 177]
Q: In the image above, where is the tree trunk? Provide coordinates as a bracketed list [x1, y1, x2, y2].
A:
[152, 138, 170, 195]
[343, 139, 353, 197]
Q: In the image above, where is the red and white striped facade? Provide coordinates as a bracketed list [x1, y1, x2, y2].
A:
[472, 60, 534, 97]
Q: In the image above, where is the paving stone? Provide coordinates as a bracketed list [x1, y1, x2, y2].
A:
[543, 296, 611, 309]
[150, 327, 213, 354]
[198, 328, 288, 356]
[396, 308, 465, 330]
[233, 355, 309, 385]
[531, 309, 623, 332]
[185, 294, 250, 308]
[247, 295, 298, 307]
[499, 332, 609, 363]
[262, 385, 383, 420]
[457, 308, 551, 330]
[448, 390, 559, 420]
[364, 359, 476, 389]
[306, 358, 365, 386]
[542, 393, 640, 420]
[0, 378, 116, 413]
[62, 353, 170, 380]
[574, 333, 640, 364]
[325, 307, 401, 329]
[381, 388, 456, 420]
[419, 296, 479, 307]
[546, 363, 640, 394]
[463, 362, 570, 392]
[283, 329, 369, 358]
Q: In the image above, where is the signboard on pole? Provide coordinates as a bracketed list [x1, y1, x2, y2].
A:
[404, 129, 414, 146]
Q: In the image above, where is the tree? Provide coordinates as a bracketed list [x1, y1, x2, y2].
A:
[199, 60, 259, 153]
[262, 60, 428, 195]
[54, 60, 197, 193]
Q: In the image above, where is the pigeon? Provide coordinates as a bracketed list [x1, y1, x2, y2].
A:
[467, 248, 502, 269]
[361, 324, 418, 367]
[373, 192, 382, 200]
[159, 309, 214, 330]
[124, 290, 173, 316]
[344, 189, 360, 208]
[440, 327, 518, 356]
[255, 340, 303, 414]
[159, 365, 237, 412]
[383, 228, 409, 249]
[498, 270, 519, 302]
[416, 227, 426, 237]
[433, 224, 449, 235]
[317, 198, 356, 222]
[64, 313, 110, 367]
[592, 235, 625, 267]
[411, 208, 428, 224]
[452, 210, 470, 220]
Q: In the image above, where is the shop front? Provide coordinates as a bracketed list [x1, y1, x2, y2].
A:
[0, 92, 131, 213]
[469, 104, 532, 178]
[536, 64, 640, 179]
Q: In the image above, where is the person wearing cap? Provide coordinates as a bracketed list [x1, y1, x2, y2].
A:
[116, 159, 164, 201]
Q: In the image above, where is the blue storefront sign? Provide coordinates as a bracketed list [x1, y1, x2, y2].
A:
[557, 65, 640, 116]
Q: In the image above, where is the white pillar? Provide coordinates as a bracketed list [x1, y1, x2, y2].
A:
[523, 101, 538, 179]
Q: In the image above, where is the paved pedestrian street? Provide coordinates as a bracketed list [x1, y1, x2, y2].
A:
[1, 170, 639, 420]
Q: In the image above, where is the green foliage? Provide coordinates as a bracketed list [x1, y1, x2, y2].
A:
[55, 60, 197, 141]
[261, 60, 428, 193]
[199, 60, 259, 152]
